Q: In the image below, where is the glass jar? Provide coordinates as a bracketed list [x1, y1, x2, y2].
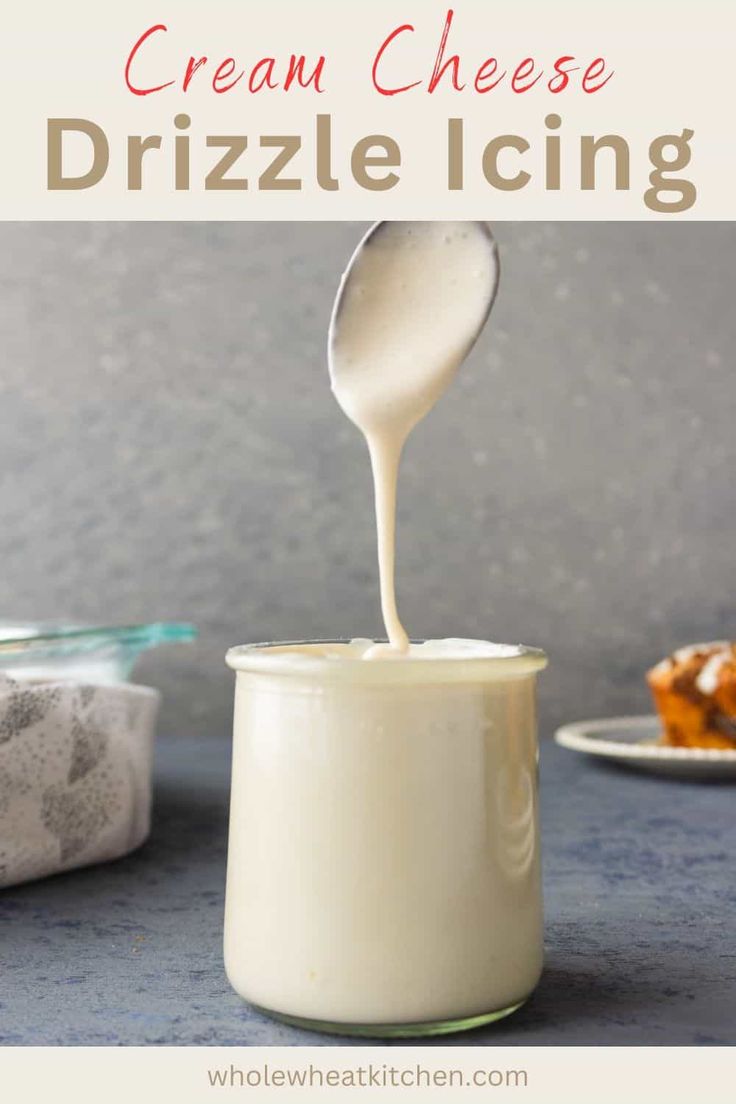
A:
[224, 639, 547, 1037]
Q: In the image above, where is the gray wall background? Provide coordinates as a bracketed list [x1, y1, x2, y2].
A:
[0, 222, 733, 738]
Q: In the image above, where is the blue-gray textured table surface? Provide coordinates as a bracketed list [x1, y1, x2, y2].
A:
[1, 734, 733, 1046]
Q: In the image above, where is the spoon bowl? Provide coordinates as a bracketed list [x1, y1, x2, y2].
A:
[328, 221, 500, 436]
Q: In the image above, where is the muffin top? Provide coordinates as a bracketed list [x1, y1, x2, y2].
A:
[647, 641, 736, 696]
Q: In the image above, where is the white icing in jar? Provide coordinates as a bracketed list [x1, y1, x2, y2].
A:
[224, 639, 547, 1035]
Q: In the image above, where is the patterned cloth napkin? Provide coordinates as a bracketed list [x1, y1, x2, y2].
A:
[0, 674, 160, 888]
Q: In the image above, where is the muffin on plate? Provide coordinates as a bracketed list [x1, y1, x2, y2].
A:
[647, 642, 736, 749]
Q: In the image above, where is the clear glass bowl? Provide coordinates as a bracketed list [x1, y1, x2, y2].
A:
[0, 621, 196, 684]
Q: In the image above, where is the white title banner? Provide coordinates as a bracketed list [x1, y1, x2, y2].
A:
[1, 0, 734, 218]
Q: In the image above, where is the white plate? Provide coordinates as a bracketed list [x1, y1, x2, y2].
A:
[554, 715, 736, 779]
